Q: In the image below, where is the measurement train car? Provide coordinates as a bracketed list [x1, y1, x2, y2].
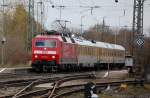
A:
[31, 31, 125, 72]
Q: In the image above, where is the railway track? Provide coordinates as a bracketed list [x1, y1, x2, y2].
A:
[0, 76, 57, 98]
[0, 68, 88, 80]
[51, 79, 145, 98]
[10, 79, 145, 98]
[0, 69, 128, 80]
[6, 74, 94, 98]
[0, 69, 130, 98]
[0, 73, 59, 90]
[1, 72, 145, 98]
[0, 72, 94, 98]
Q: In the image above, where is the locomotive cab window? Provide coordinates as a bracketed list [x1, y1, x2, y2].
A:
[35, 40, 56, 48]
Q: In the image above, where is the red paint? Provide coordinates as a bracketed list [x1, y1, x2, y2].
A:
[32, 34, 77, 65]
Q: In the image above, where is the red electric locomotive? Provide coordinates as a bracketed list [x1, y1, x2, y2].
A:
[31, 31, 77, 72]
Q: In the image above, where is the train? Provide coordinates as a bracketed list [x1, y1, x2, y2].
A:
[31, 30, 126, 72]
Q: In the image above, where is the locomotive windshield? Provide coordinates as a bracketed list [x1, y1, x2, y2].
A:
[35, 40, 56, 48]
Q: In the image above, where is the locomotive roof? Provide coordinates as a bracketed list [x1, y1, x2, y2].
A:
[34, 35, 63, 41]
[34, 34, 125, 51]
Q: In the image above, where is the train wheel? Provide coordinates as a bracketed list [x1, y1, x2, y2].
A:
[34, 65, 43, 73]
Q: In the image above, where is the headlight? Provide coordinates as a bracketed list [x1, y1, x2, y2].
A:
[35, 55, 38, 58]
[52, 56, 55, 59]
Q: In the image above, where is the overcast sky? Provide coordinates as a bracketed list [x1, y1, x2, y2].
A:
[0, 0, 150, 34]
[40, 0, 150, 34]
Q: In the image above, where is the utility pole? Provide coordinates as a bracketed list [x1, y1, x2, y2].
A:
[40, 0, 44, 31]
[27, 0, 35, 51]
[102, 17, 106, 41]
[132, 0, 145, 58]
[102, 17, 105, 33]
[80, 16, 85, 34]
[1, 0, 8, 65]
[37, 1, 44, 32]
[132, 0, 145, 77]
[36, 2, 39, 32]
[1, 0, 5, 65]
[1, 0, 8, 36]
[132, 0, 145, 36]
[2, 0, 4, 36]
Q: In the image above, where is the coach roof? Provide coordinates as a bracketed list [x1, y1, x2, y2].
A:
[73, 37, 125, 51]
